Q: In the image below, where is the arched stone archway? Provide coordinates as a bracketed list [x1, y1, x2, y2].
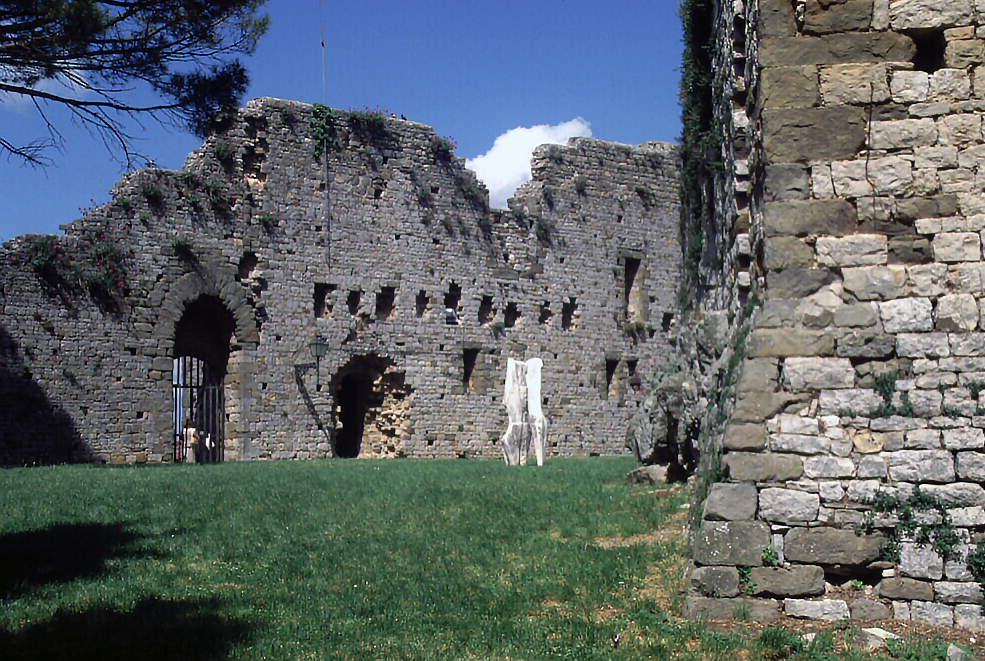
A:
[172, 296, 236, 463]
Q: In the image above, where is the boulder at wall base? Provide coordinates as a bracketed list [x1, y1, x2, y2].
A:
[694, 521, 772, 566]
[626, 465, 669, 485]
[684, 596, 781, 622]
[749, 565, 826, 597]
[784, 527, 885, 571]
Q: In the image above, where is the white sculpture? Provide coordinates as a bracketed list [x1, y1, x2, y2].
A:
[501, 357, 547, 466]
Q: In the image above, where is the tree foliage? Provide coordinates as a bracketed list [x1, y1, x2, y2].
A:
[0, 0, 269, 163]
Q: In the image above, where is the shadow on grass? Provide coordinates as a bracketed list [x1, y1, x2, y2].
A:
[0, 521, 162, 599]
[0, 596, 256, 660]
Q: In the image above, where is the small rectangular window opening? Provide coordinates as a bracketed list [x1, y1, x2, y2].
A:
[504, 302, 520, 328]
[347, 290, 361, 316]
[376, 287, 396, 320]
[314, 283, 335, 318]
[478, 295, 495, 324]
[538, 302, 552, 325]
[416, 290, 429, 318]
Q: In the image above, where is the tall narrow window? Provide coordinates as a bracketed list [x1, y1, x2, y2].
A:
[478, 295, 494, 324]
[376, 287, 395, 320]
[445, 283, 461, 325]
[463, 348, 480, 387]
[416, 290, 429, 318]
[314, 283, 335, 318]
[504, 302, 520, 328]
[624, 257, 640, 320]
[347, 290, 361, 316]
[538, 302, 552, 325]
[562, 298, 577, 330]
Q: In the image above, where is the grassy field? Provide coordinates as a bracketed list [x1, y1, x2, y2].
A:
[0, 458, 964, 660]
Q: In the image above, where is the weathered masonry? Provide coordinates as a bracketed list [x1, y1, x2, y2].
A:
[678, 0, 985, 630]
[0, 98, 680, 465]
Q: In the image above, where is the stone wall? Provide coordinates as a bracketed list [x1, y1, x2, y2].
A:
[0, 98, 680, 465]
[683, 0, 985, 630]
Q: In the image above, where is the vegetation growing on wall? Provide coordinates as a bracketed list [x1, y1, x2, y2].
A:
[678, 0, 720, 310]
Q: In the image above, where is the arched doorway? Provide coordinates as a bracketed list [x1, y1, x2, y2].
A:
[172, 296, 235, 463]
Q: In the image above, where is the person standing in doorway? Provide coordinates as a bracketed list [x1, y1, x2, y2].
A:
[183, 419, 201, 464]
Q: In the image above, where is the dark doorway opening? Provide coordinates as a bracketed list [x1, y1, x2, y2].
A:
[172, 296, 235, 463]
[331, 354, 411, 458]
[336, 372, 370, 458]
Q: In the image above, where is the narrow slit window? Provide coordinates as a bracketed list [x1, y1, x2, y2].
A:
[347, 290, 361, 316]
[478, 295, 494, 324]
[463, 348, 480, 387]
[416, 290, 429, 318]
[562, 298, 577, 330]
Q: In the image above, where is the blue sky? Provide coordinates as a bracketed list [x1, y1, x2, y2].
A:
[0, 0, 683, 242]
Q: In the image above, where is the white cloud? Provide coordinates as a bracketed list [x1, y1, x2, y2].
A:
[466, 118, 592, 209]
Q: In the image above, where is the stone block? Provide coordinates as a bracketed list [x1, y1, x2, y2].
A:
[869, 118, 938, 150]
[759, 0, 798, 36]
[936, 293, 980, 331]
[785, 598, 851, 620]
[891, 70, 931, 103]
[879, 299, 933, 334]
[943, 427, 984, 450]
[921, 483, 985, 506]
[760, 33, 915, 67]
[762, 107, 867, 163]
[833, 156, 913, 197]
[759, 487, 821, 523]
[765, 164, 811, 201]
[935, 581, 984, 603]
[763, 199, 857, 237]
[890, 0, 973, 30]
[818, 388, 885, 415]
[879, 576, 935, 600]
[853, 429, 886, 453]
[950, 333, 985, 355]
[737, 359, 780, 394]
[694, 521, 772, 566]
[747, 329, 835, 357]
[910, 601, 954, 627]
[820, 63, 887, 105]
[956, 451, 985, 480]
[897, 333, 950, 358]
[804, 456, 856, 478]
[885, 449, 955, 482]
[805, 0, 874, 33]
[947, 39, 985, 69]
[833, 304, 879, 327]
[783, 357, 855, 389]
[900, 543, 945, 579]
[933, 232, 981, 262]
[684, 596, 781, 622]
[842, 265, 907, 300]
[938, 113, 982, 145]
[689, 566, 741, 597]
[733, 392, 810, 423]
[932, 69, 973, 100]
[767, 269, 838, 299]
[726, 453, 804, 482]
[851, 600, 893, 620]
[750, 566, 825, 597]
[817, 235, 887, 267]
[771, 433, 829, 454]
[955, 604, 985, 630]
[762, 66, 820, 108]
[704, 483, 759, 520]
[764, 237, 816, 270]
[725, 423, 769, 450]
[784, 527, 885, 567]
[908, 264, 947, 296]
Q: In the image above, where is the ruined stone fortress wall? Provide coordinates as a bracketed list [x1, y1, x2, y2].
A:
[684, 0, 985, 630]
[0, 98, 680, 465]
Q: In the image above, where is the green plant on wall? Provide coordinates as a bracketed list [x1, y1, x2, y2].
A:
[856, 487, 963, 564]
[310, 104, 340, 157]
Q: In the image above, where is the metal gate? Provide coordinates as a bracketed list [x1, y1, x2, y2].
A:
[173, 356, 224, 463]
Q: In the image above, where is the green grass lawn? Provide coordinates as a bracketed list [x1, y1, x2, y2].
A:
[0, 458, 964, 660]
[1, 457, 694, 660]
